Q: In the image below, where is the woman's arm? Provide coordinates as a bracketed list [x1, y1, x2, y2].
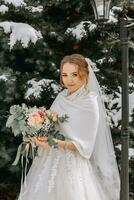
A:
[33, 136, 77, 151]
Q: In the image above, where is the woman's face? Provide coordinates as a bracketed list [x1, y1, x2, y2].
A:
[61, 62, 86, 94]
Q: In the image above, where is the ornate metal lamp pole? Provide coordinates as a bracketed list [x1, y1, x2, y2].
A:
[90, 1, 131, 200]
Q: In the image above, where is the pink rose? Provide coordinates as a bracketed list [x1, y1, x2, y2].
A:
[27, 110, 45, 127]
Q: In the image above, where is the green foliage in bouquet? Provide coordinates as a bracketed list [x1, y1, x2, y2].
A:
[6, 103, 68, 166]
[6, 104, 36, 137]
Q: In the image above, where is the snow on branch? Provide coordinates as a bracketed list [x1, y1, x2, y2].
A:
[0, 21, 42, 49]
[107, 10, 118, 24]
[112, 6, 122, 13]
[116, 144, 134, 159]
[86, 58, 134, 128]
[66, 21, 96, 40]
[96, 57, 116, 64]
[102, 85, 134, 128]
[0, 75, 8, 81]
[26, 5, 43, 13]
[3, 0, 26, 7]
[106, 6, 122, 24]
[25, 78, 61, 100]
[0, 5, 8, 14]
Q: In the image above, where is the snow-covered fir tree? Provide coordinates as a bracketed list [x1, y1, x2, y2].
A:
[0, 0, 133, 199]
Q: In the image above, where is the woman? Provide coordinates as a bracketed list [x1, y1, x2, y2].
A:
[18, 54, 120, 200]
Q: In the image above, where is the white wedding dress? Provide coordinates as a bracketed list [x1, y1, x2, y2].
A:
[18, 85, 119, 200]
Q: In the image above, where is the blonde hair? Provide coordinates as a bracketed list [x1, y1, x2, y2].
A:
[60, 54, 89, 85]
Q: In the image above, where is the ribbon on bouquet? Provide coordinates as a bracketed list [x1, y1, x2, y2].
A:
[12, 137, 37, 165]
[12, 140, 37, 188]
[12, 142, 24, 166]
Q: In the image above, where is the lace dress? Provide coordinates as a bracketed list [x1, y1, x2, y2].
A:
[18, 85, 107, 200]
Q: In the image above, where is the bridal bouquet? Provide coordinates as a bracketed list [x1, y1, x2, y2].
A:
[6, 103, 68, 166]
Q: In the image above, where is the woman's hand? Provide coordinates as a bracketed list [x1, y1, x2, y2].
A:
[32, 136, 49, 150]
[32, 136, 77, 152]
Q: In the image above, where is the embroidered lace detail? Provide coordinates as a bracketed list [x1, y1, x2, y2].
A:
[76, 154, 83, 184]
[48, 149, 61, 193]
[65, 150, 76, 186]
[34, 149, 53, 193]
[76, 153, 86, 197]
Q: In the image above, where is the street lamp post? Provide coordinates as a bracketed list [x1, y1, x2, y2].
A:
[90, 1, 130, 200]
[119, 16, 129, 200]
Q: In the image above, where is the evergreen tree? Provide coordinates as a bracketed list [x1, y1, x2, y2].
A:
[0, 0, 133, 199]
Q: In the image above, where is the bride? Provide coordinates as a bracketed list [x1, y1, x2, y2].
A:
[18, 54, 120, 200]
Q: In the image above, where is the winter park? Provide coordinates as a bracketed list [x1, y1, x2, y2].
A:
[0, 0, 134, 200]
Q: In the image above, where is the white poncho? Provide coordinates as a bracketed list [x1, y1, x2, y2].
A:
[51, 85, 99, 159]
